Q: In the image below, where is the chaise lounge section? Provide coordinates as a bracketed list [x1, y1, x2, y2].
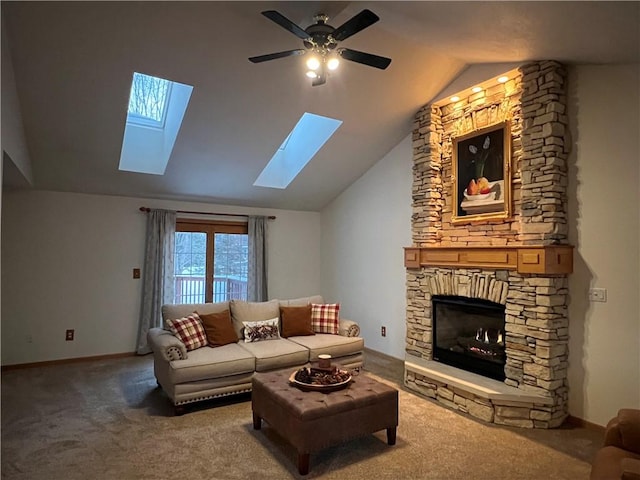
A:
[148, 295, 363, 413]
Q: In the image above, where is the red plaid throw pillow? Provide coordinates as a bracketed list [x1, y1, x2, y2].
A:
[311, 303, 340, 334]
[165, 314, 208, 351]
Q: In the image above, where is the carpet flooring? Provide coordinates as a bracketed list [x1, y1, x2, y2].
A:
[1, 351, 602, 479]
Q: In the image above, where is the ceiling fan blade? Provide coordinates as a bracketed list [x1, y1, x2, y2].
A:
[261, 10, 310, 40]
[332, 9, 379, 42]
[249, 49, 306, 63]
[339, 48, 391, 70]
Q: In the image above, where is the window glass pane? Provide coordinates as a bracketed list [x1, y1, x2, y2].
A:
[174, 232, 207, 304]
[214, 233, 248, 302]
[127, 72, 171, 125]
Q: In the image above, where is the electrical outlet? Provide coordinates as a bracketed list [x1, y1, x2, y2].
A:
[65, 329, 75, 341]
[133, 268, 141, 279]
[381, 326, 386, 337]
[588, 288, 607, 303]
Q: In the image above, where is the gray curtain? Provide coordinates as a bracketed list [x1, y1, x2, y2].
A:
[247, 215, 268, 301]
[136, 209, 176, 354]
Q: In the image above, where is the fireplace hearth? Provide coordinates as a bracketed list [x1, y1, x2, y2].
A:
[433, 295, 506, 381]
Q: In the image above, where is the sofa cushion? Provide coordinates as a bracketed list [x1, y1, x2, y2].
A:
[278, 295, 324, 307]
[168, 343, 256, 384]
[243, 318, 280, 342]
[163, 301, 229, 324]
[621, 457, 640, 480]
[288, 334, 364, 361]
[197, 309, 238, 347]
[230, 299, 280, 339]
[280, 305, 315, 338]
[590, 446, 640, 480]
[165, 314, 208, 351]
[311, 303, 340, 334]
[239, 338, 309, 372]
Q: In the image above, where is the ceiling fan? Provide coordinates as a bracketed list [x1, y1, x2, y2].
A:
[249, 9, 392, 86]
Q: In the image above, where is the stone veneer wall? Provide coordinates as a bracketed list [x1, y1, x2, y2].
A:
[405, 61, 571, 428]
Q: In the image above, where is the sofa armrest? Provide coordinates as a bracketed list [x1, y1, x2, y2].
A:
[148, 327, 187, 361]
[605, 409, 640, 454]
[339, 318, 360, 337]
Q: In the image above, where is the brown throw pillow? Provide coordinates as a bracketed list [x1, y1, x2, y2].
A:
[280, 305, 315, 338]
[197, 309, 239, 347]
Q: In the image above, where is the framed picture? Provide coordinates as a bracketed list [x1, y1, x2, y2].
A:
[451, 121, 512, 224]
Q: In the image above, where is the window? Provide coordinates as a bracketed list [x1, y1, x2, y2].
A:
[127, 72, 172, 127]
[174, 220, 248, 304]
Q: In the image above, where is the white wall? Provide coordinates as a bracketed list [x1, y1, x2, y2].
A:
[1, 19, 33, 185]
[567, 64, 640, 425]
[1, 190, 321, 365]
[321, 135, 412, 359]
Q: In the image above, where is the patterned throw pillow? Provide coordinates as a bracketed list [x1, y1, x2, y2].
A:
[311, 303, 340, 334]
[165, 314, 208, 351]
[242, 318, 280, 343]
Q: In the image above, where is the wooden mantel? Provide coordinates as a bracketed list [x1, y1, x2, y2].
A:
[404, 245, 573, 274]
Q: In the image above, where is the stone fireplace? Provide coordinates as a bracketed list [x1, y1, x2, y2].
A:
[404, 61, 573, 428]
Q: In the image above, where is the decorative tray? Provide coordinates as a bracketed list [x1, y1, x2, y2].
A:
[289, 367, 352, 392]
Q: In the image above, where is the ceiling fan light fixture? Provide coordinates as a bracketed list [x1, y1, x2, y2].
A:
[306, 56, 321, 70]
[327, 57, 340, 70]
[306, 70, 318, 79]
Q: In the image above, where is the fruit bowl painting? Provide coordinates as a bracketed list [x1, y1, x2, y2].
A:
[452, 121, 512, 224]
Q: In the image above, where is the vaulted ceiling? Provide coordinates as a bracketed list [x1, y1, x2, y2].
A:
[3, 1, 639, 211]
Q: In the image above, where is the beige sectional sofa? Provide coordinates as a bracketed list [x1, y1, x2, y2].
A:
[147, 295, 364, 414]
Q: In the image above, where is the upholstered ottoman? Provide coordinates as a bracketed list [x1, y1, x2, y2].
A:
[252, 370, 398, 475]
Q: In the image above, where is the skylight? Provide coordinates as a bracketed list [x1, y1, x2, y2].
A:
[253, 112, 342, 189]
[119, 72, 193, 175]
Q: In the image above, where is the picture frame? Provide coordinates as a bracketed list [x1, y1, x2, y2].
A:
[451, 121, 512, 224]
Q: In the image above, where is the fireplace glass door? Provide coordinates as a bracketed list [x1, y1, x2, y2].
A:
[432, 295, 506, 381]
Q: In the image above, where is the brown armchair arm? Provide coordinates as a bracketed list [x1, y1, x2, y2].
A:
[605, 409, 640, 455]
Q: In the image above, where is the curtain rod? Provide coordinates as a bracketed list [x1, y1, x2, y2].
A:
[139, 207, 275, 220]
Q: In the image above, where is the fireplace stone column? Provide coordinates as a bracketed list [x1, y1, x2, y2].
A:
[405, 61, 571, 429]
